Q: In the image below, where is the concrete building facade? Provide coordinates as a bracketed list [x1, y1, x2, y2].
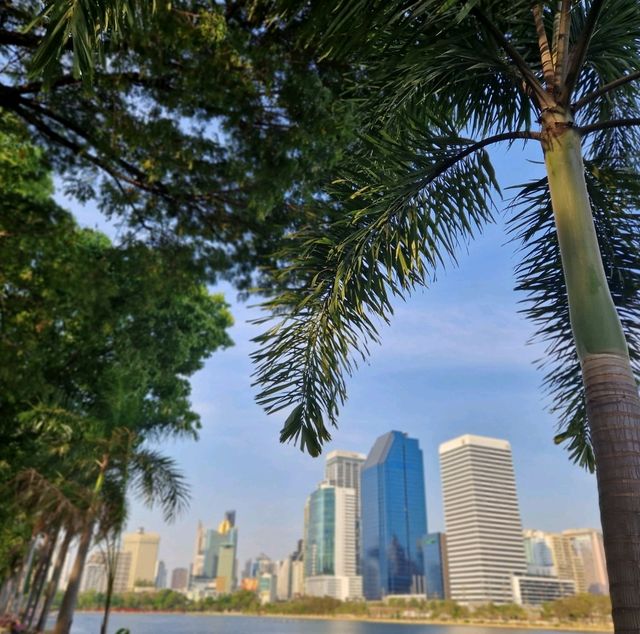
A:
[439, 434, 527, 605]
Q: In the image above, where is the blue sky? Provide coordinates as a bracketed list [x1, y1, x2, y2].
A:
[62, 142, 601, 577]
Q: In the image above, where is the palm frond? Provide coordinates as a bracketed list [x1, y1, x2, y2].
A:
[129, 448, 190, 522]
[28, 0, 157, 81]
[253, 123, 499, 454]
[509, 160, 640, 471]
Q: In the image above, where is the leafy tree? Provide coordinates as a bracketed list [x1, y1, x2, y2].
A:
[250, 1, 640, 630]
[0, 116, 234, 632]
[0, 0, 354, 287]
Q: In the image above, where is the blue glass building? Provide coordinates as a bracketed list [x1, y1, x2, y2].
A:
[361, 431, 428, 599]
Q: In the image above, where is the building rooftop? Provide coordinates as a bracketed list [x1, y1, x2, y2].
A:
[438, 433, 511, 454]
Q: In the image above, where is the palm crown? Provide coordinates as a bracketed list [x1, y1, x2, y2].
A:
[252, 0, 640, 465]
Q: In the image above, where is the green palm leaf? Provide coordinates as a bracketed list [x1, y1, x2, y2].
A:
[253, 122, 499, 454]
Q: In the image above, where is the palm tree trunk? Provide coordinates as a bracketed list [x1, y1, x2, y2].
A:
[25, 527, 60, 629]
[52, 521, 94, 634]
[35, 529, 74, 633]
[100, 570, 115, 634]
[7, 532, 38, 615]
[22, 531, 55, 626]
[543, 112, 640, 633]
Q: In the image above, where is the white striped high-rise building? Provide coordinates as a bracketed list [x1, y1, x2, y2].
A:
[439, 434, 527, 605]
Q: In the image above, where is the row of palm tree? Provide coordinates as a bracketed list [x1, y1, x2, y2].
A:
[0, 371, 192, 634]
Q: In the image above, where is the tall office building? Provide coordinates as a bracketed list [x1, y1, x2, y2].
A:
[80, 552, 108, 593]
[563, 529, 608, 594]
[325, 450, 366, 491]
[325, 449, 366, 575]
[361, 431, 428, 599]
[439, 434, 527, 605]
[304, 483, 362, 600]
[121, 528, 160, 590]
[424, 533, 450, 600]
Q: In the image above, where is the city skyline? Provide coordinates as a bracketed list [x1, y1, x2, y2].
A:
[64, 146, 602, 578]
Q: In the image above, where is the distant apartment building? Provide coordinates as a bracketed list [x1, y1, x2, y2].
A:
[121, 528, 160, 590]
[304, 482, 362, 600]
[439, 434, 527, 605]
[563, 529, 608, 594]
[361, 431, 428, 599]
[170, 567, 189, 591]
[511, 574, 576, 605]
[523, 529, 585, 592]
[80, 552, 108, 593]
[424, 532, 449, 600]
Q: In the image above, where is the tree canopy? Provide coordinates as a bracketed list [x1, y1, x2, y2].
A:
[0, 0, 355, 287]
[0, 113, 233, 582]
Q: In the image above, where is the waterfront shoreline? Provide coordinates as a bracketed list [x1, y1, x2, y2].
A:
[76, 609, 612, 632]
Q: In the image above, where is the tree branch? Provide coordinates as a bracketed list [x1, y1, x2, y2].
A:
[0, 28, 39, 49]
[532, 3, 555, 91]
[563, 0, 606, 104]
[472, 8, 552, 109]
[573, 70, 640, 112]
[429, 131, 541, 184]
[579, 118, 640, 135]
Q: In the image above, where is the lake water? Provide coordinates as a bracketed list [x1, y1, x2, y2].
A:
[66, 612, 590, 634]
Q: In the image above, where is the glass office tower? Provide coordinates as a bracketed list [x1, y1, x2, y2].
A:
[361, 431, 428, 599]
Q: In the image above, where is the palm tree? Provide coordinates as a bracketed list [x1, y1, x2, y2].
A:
[250, 2, 640, 631]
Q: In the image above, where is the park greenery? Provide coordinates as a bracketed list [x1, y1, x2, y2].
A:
[65, 589, 612, 627]
[0, 115, 233, 633]
[2, 0, 640, 632]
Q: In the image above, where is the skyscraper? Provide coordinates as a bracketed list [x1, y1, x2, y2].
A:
[439, 434, 527, 605]
[325, 450, 366, 491]
[121, 528, 160, 590]
[361, 431, 428, 599]
[523, 529, 585, 590]
[190, 511, 238, 596]
[304, 482, 362, 600]
[325, 449, 366, 575]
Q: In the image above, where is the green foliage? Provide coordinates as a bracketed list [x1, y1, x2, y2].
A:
[1, 1, 356, 290]
[0, 116, 233, 575]
[472, 602, 527, 621]
[251, 0, 640, 462]
[541, 593, 612, 622]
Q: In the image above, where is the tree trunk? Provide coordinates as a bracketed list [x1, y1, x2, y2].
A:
[543, 111, 640, 633]
[35, 529, 74, 633]
[52, 521, 94, 634]
[25, 527, 60, 629]
[100, 572, 114, 634]
[7, 533, 38, 615]
[22, 531, 55, 626]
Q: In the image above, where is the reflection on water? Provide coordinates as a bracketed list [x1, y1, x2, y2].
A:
[65, 612, 586, 634]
